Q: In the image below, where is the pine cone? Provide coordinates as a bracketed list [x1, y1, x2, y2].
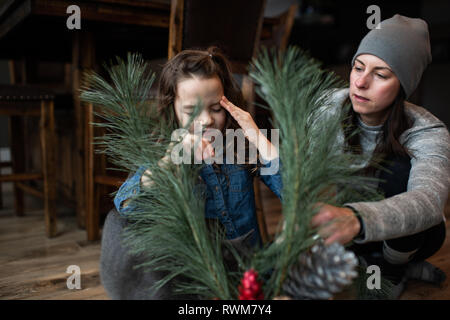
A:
[283, 241, 358, 300]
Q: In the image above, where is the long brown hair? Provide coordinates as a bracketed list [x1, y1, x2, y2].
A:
[342, 87, 412, 173]
[157, 47, 257, 171]
[157, 46, 245, 132]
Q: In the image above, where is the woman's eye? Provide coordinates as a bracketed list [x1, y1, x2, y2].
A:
[211, 107, 222, 113]
[376, 73, 387, 79]
[354, 66, 363, 72]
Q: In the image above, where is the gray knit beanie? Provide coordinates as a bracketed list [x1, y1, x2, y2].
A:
[352, 14, 432, 98]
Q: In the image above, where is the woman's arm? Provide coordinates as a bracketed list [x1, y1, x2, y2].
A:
[346, 123, 450, 243]
[311, 105, 450, 245]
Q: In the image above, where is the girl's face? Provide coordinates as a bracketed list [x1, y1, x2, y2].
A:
[349, 54, 401, 126]
[174, 75, 226, 133]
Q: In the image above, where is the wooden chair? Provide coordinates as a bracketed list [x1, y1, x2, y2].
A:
[255, 4, 298, 242]
[254, 3, 298, 135]
[84, 102, 127, 241]
[168, 0, 266, 116]
[168, 0, 265, 66]
[260, 3, 298, 51]
[0, 85, 57, 237]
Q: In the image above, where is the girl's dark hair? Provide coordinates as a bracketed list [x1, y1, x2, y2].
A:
[342, 87, 412, 173]
[157, 46, 245, 132]
[157, 47, 258, 171]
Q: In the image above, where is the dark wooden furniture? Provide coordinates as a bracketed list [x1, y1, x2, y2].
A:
[168, 0, 266, 71]
[0, 0, 172, 241]
[73, 1, 171, 241]
[254, 4, 298, 142]
[0, 0, 291, 242]
[168, 0, 266, 114]
[260, 3, 298, 51]
[0, 85, 57, 237]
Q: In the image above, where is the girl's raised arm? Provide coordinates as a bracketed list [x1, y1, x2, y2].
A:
[220, 96, 279, 162]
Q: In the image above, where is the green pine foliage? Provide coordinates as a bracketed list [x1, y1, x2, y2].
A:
[248, 47, 382, 297]
[80, 53, 236, 299]
[80, 54, 171, 173]
[80, 48, 382, 300]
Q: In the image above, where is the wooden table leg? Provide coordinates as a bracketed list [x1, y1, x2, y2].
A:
[242, 75, 255, 117]
[40, 100, 57, 237]
[73, 31, 99, 241]
[72, 32, 86, 230]
[85, 102, 99, 241]
[254, 179, 269, 244]
[9, 116, 25, 216]
[0, 149, 3, 208]
[94, 115, 107, 231]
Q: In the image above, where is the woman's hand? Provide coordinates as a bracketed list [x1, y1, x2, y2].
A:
[220, 96, 278, 161]
[311, 203, 361, 245]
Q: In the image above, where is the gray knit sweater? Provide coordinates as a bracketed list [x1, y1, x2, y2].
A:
[327, 88, 449, 243]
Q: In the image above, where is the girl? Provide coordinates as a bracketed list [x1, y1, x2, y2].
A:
[310, 15, 449, 297]
[100, 47, 282, 299]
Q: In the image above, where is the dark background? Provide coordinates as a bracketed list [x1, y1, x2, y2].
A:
[1, 0, 449, 148]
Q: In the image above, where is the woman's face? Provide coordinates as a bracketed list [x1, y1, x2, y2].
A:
[174, 75, 226, 134]
[349, 54, 401, 126]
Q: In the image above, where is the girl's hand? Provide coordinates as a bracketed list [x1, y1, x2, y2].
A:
[164, 132, 215, 165]
[183, 132, 215, 162]
[311, 203, 361, 245]
[141, 133, 214, 188]
[220, 96, 259, 143]
[220, 96, 278, 161]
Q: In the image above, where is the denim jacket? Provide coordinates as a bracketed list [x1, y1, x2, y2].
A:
[114, 158, 282, 246]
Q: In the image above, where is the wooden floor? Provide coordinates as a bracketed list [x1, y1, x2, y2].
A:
[0, 180, 107, 300]
[0, 179, 449, 300]
[258, 182, 450, 300]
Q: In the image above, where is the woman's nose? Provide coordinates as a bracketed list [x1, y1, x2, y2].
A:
[355, 73, 369, 89]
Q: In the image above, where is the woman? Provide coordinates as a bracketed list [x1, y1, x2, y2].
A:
[311, 15, 449, 296]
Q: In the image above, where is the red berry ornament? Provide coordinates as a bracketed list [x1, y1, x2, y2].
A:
[238, 269, 264, 300]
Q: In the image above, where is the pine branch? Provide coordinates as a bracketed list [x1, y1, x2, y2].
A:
[249, 47, 382, 298]
[80, 53, 236, 299]
[79, 49, 384, 300]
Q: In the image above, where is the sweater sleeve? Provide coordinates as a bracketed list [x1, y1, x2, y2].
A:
[346, 121, 450, 243]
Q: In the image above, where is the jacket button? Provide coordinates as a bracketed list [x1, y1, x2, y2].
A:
[221, 211, 226, 216]
[215, 186, 219, 192]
